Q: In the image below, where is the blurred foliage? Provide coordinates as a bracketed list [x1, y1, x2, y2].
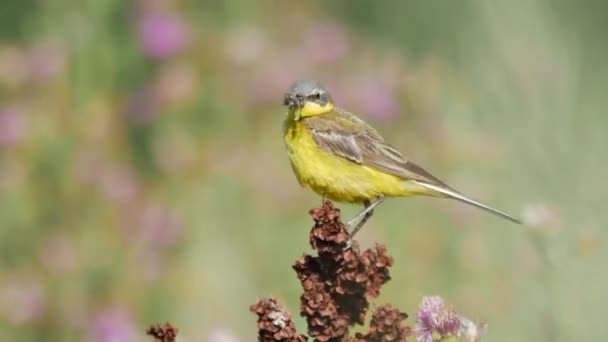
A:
[0, 0, 606, 341]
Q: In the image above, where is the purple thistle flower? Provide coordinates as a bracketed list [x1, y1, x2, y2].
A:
[414, 296, 461, 342]
[0, 107, 27, 147]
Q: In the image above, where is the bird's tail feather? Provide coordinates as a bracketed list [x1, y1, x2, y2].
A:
[415, 181, 521, 224]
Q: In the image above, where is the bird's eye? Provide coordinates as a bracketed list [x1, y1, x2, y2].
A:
[311, 92, 321, 100]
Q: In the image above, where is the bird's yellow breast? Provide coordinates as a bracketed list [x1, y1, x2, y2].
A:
[284, 119, 412, 203]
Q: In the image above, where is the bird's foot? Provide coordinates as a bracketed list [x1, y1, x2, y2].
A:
[343, 240, 353, 251]
[346, 195, 385, 237]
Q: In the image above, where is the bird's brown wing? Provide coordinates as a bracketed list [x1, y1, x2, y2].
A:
[303, 108, 448, 186]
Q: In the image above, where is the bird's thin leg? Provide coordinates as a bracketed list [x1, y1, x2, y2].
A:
[346, 195, 385, 237]
[320, 193, 326, 206]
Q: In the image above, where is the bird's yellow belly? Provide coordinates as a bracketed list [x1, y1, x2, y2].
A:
[284, 123, 412, 203]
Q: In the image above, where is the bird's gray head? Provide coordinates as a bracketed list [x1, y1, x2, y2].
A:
[283, 80, 333, 109]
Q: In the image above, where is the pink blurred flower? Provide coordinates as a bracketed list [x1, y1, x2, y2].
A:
[155, 62, 197, 105]
[0, 46, 28, 87]
[127, 87, 161, 124]
[90, 307, 138, 342]
[27, 39, 67, 81]
[137, 12, 189, 59]
[39, 234, 77, 275]
[0, 279, 46, 324]
[99, 165, 139, 203]
[134, 204, 184, 248]
[350, 79, 398, 121]
[0, 107, 27, 147]
[303, 23, 350, 64]
[72, 152, 140, 203]
[72, 149, 104, 185]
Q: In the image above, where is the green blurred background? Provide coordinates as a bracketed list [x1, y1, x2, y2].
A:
[0, 0, 605, 340]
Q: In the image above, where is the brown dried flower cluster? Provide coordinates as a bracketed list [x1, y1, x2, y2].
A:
[293, 201, 396, 341]
[146, 322, 178, 342]
[353, 305, 411, 342]
[251, 201, 410, 342]
[250, 298, 308, 342]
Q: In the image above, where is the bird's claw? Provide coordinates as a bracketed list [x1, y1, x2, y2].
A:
[343, 239, 353, 251]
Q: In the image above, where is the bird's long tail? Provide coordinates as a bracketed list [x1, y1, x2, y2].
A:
[416, 181, 521, 224]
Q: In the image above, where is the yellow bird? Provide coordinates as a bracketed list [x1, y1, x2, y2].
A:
[282, 80, 520, 236]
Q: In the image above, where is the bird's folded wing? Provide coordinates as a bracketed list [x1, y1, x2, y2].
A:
[303, 109, 448, 187]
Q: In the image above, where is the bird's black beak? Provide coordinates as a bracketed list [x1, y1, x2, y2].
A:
[283, 93, 303, 109]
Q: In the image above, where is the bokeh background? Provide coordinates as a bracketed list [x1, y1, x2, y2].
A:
[0, 0, 606, 340]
